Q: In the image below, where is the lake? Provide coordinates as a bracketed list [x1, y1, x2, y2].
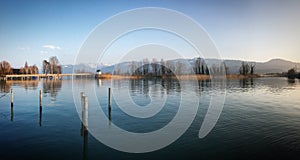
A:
[0, 77, 300, 160]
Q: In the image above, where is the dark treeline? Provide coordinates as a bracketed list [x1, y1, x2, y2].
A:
[285, 67, 300, 79]
[113, 57, 237, 76]
[239, 61, 256, 75]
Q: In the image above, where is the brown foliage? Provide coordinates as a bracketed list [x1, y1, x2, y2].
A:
[0, 61, 12, 76]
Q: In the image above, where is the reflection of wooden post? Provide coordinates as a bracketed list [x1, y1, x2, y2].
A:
[81, 92, 89, 160]
[83, 121, 88, 160]
[108, 88, 112, 110]
[108, 108, 112, 126]
[39, 90, 42, 107]
[39, 106, 42, 127]
[108, 88, 112, 125]
[10, 89, 14, 107]
[11, 105, 14, 122]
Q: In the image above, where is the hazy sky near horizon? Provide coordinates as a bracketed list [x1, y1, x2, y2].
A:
[0, 0, 300, 68]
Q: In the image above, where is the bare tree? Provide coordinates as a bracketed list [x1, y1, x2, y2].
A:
[250, 63, 255, 75]
[287, 68, 296, 79]
[205, 65, 210, 75]
[24, 61, 29, 74]
[143, 58, 149, 75]
[195, 57, 201, 74]
[224, 62, 229, 75]
[43, 60, 50, 74]
[0, 61, 12, 76]
[56, 66, 62, 74]
[130, 61, 136, 75]
[49, 56, 59, 74]
[152, 58, 158, 76]
[165, 61, 174, 75]
[31, 65, 39, 74]
[240, 61, 250, 75]
[160, 59, 165, 76]
[20, 67, 24, 74]
[176, 61, 185, 75]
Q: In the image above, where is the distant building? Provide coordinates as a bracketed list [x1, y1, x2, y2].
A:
[96, 69, 102, 75]
[95, 69, 102, 78]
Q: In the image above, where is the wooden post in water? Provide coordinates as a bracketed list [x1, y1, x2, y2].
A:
[39, 90, 42, 107]
[81, 94, 89, 160]
[108, 88, 112, 110]
[80, 92, 85, 102]
[10, 89, 14, 107]
[80, 92, 85, 136]
[82, 96, 88, 131]
[81, 92, 85, 104]
[83, 106, 89, 160]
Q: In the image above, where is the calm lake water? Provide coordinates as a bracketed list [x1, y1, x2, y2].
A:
[0, 77, 300, 160]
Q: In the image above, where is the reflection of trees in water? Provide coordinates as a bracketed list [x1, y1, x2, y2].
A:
[130, 79, 149, 96]
[0, 81, 11, 94]
[161, 78, 181, 94]
[288, 79, 296, 85]
[239, 78, 254, 89]
[261, 78, 297, 93]
[129, 78, 181, 96]
[0, 81, 39, 98]
[233, 77, 298, 94]
[42, 80, 62, 99]
[197, 79, 211, 91]
[20, 81, 38, 90]
[112, 79, 122, 90]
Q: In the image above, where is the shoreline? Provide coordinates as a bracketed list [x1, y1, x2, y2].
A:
[97, 74, 263, 80]
[1, 73, 292, 81]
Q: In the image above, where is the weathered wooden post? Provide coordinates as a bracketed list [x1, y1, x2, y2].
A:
[82, 96, 88, 131]
[81, 92, 85, 103]
[83, 95, 89, 159]
[80, 92, 85, 136]
[39, 90, 42, 107]
[10, 89, 14, 107]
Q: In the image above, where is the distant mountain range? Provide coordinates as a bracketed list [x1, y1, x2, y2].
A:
[61, 58, 300, 74]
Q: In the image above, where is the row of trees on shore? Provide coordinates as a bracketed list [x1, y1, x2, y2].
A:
[20, 61, 39, 74]
[0, 60, 39, 76]
[1, 56, 258, 77]
[286, 68, 300, 79]
[0, 56, 61, 76]
[113, 58, 249, 76]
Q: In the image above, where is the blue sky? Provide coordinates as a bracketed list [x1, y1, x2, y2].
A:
[0, 0, 300, 68]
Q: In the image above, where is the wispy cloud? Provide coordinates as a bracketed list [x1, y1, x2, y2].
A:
[40, 50, 48, 54]
[18, 46, 31, 51]
[42, 45, 61, 50]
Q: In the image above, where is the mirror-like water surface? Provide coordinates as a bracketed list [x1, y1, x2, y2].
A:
[0, 77, 299, 160]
